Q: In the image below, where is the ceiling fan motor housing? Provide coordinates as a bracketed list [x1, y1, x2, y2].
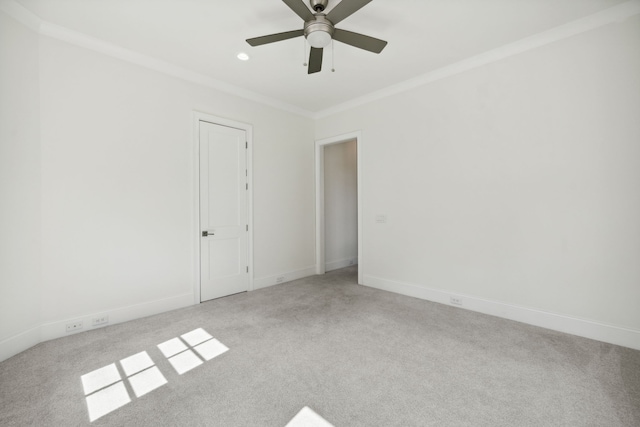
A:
[304, 14, 334, 48]
[310, 0, 329, 12]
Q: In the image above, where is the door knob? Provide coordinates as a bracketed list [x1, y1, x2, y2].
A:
[202, 231, 215, 237]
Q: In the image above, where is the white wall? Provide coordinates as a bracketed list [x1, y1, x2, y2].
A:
[1, 13, 316, 360]
[37, 36, 315, 320]
[324, 140, 358, 271]
[0, 11, 42, 358]
[316, 16, 640, 347]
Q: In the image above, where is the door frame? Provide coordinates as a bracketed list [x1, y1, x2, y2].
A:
[315, 130, 363, 285]
[193, 111, 254, 304]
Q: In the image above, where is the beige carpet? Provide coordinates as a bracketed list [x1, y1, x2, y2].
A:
[1, 266, 639, 426]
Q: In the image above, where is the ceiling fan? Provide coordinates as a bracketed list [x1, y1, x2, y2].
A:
[246, 0, 387, 74]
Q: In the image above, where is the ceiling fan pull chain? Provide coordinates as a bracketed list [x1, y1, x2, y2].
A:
[303, 38, 308, 67]
[331, 40, 335, 72]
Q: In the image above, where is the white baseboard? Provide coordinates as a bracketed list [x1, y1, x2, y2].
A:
[364, 275, 640, 351]
[0, 292, 194, 363]
[325, 257, 358, 272]
[253, 266, 316, 290]
[0, 325, 41, 363]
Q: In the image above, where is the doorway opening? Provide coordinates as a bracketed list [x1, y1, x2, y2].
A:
[315, 131, 363, 284]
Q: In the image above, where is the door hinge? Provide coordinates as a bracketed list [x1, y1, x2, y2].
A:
[246, 183, 248, 190]
[245, 141, 248, 149]
[246, 224, 248, 231]
[246, 266, 249, 273]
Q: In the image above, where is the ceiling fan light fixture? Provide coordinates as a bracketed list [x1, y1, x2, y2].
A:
[306, 30, 332, 48]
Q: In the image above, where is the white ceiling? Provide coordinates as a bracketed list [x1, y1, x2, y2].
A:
[13, 0, 628, 114]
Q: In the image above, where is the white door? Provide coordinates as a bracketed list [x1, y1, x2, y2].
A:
[200, 121, 249, 302]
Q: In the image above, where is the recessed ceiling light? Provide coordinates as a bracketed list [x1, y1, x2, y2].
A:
[236, 52, 250, 61]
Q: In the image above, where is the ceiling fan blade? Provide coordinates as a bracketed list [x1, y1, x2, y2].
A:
[246, 29, 304, 46]
[282, 0, 315, 22]
[333, 28, 387, 53]
[326, 0, 372, 25]
[308, 47, 323, 74]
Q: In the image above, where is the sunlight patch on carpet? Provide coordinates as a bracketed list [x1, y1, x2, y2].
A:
[181, 328, 213, 346]
[286, 406, 334, 427]
[81, 363, 121, 395]
[157, 337, 188, 358]
[81, 328, 228, 421]
[120, 351, 155, 376]
[128, 366, 168, 398]
[85, 381, 131, 422]
[194, 338, 229, 361]
[162, 328, 229, 373]
[168, 349, 203, 375]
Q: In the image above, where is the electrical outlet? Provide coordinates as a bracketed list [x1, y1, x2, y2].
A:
[276, 276, 285, 284]
[92, 315, 109, 327]
[66, 321, 83, 333]
[450, 296, 463, 306]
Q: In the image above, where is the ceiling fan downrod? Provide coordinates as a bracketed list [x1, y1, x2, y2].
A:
[310, 0, 329, 12]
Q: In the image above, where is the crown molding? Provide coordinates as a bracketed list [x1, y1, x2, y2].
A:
[313, 0, 640, 119]
[0, 0, 40, 31]
[2, 0, 638, 121]
[0, 0, 315, 119]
